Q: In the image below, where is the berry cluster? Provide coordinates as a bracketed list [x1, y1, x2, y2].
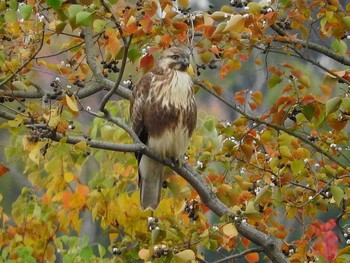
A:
[282, 245, 295, 257]
[147, 216, 159, 231]
[229, 0, 248, 8]
[196, 60, 217, 76]
[1, 35, 11, 41]
[344, 227, 350, 245]
[184, 199, 199, 221]
[152, 244, 169, 259]
[112, 244, 122, 255]
[101, 60, 120, 77]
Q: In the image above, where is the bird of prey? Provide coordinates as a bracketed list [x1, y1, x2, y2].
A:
[130, 47, 197, 210]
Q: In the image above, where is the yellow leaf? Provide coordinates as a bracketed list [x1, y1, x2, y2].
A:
[138, 249, 150, 261]
[64, 172, 75, 183]
[280, 145, 292, 158]
[65, 94, 79, 113]
[73, 141, 88, 151]
[222, 223, 238, 237]
[172, 250, 195, 263]
[223, 14, 244, 32]
[177, 0, 189, 8]
[29, 145, 41, 165]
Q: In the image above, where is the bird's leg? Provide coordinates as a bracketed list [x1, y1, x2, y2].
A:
[169, 156, 179, 167]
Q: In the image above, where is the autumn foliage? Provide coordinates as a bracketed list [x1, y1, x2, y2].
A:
[1, 0, 350, 262]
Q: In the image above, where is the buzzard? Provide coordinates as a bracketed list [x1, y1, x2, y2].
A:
[130, 47, 197, 210]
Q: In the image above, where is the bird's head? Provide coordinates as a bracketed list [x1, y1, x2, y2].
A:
[157, 47, 190, 72]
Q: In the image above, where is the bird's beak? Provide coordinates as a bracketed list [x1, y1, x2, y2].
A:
[181, 58, 189, 68]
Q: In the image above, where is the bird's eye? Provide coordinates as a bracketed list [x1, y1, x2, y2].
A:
[171, 55, 180, 60]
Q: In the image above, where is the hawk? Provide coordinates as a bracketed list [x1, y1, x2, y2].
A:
[130, 47, 197, 210]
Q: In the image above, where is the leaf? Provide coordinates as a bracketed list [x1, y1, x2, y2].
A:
[12, 80, 27, 90]
[326, 96, 342, 115]
[329, 186, 344, 206]
[290, 159, 304, 174]
[331, 39, 347, 54]
[245, 252, 259, 263]
[177, 0, 189, 8]
[98, 244, 106, 258]
[223, 14, 244, 32]
[0, 164, 10, 176]
[280, 145, 292, 158]
[138, 249, 150, 260]
[76, 11, 92, 26]
[46, 0, 62, 10]
[222, 223, 238, 237]
[65, 94, 79, 113]
[64, 172, 75, 183]
[19, 4, 33, 20]
[139, 53, 155, 73]
[68, 4, 84, 18]
[172, 250, 196, 263]
[268, 74, 283, 89]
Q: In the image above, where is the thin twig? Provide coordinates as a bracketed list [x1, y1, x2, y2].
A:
[214, 247, 264, 263]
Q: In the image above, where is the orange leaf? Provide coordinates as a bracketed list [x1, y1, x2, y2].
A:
[159, 34, 171, 48]
[139, 53, 155, 73]
[0, 164, 10, 176]
[76, 184, 89, 197]
[139, 16, 153, 34]
[172, 21, 188, 31]
[62, 190, 73, 209]
[245, 252, 259, 263]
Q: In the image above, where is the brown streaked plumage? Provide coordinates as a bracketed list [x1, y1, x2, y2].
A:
[130, 47, 197, 210]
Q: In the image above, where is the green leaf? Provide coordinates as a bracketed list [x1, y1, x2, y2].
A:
[280, 145, 292, 158]
[290, 159, 304, 174]
[68, 4, 84, 18]
[4, 10, 17, 23]
[302, 104, 315, 121]
[329, 186, 344, 206]
[331, 39, 347, 54]
[326, 96, 342, 115]
[268, 74, 283, 89]
[343, 16, 350, 29]
[46, 0, 62, 10]
[128, 48, 142, 64]
[342, 98, 350, 110]
[19, 4, 33, 20]
[97, 244, 106, 258]
[93, 19, 107, 33]
[80, 246, 93, 261]
[76, 11, 92, 26]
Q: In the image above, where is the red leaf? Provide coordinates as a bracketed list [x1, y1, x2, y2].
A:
[139, 53, 155, 72]
[0, 164, 10, 176]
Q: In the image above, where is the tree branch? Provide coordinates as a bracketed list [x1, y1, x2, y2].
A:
[271, 24, 350, 66]
[194, 80, 349, 170]
[39, 128, 287, 263]
[214, 247, 264, 263]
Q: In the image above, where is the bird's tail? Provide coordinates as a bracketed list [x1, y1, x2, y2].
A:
[138, 155, 164, 211]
